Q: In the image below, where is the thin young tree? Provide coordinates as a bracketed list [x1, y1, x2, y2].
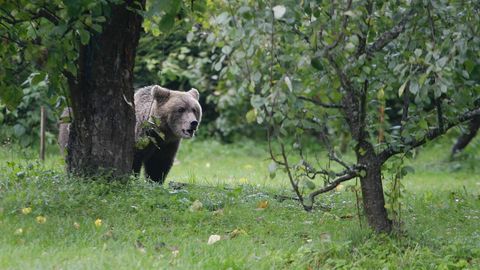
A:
[209, 0, 480, 232]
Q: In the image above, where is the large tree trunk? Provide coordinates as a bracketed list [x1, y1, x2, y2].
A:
[66, 1, 144, 177]
[357, 142, 392, 233]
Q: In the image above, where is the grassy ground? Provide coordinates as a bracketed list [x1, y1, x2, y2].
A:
[0, 137, 479, 269]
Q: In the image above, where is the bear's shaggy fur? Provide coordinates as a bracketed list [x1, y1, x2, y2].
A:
[57, 85, 202, 184]
[132, 85, 202, 183]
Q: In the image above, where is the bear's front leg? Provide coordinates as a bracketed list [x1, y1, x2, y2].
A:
[144, 142, 180, 184]
[132, 151, 144, 175]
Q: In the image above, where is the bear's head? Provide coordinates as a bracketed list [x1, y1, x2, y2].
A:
[150, 85, 202, 139]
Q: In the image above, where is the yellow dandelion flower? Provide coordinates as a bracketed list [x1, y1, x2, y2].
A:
[14, 228, 23, 235]
[21, 207, 32, 215]
[73, 222, 80, 229]
[95, 219, 102, 228]
[36, 216, 46, 224]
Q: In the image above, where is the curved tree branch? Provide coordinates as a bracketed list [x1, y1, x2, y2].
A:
[305, 170, 359, 211]
[324, 0, 353, 51]
[380, 107, 480, 162]
[366, 9, 415, 57]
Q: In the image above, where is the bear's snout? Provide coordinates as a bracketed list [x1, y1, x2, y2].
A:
[190, 121, 198, 129]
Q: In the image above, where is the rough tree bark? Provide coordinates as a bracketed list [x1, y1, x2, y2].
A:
[356, 142, 392, 232]
[66, 1, 145, 177]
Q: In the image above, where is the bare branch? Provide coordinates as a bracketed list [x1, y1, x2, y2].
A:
[426, 2, 436, 45]
[328, 152, 350, 170]
[355, 0, 373, 57]
[305, 170, 359, 210]
[436, 98, 445, 133]
[278, 20, 310, 44]
[398, 81, 410, 135]
[380, 107, 480, 162]
[35, 8, 61, 25]
[0, 34, 26, 46]
[358, 79, 368, 138]
[401, 82, 410, 122]
[324, 51, 355, 93]
[324, 0, 353, 51]
[366, 9, 414, 57]
[280, 144, 304, 204]
[267, 126, 285, 166]
[426, 6, 445, 133]
[298, 96, 343, 109]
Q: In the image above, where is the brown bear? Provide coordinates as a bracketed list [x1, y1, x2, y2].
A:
[133, 85, 202, 183]
[58, 85, 202, 184]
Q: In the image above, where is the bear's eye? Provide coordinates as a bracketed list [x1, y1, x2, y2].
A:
[178, 107, 186, 113]
[192, 108, 197, 114]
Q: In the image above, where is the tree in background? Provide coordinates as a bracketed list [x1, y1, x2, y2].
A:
[207, 1, 480, 232]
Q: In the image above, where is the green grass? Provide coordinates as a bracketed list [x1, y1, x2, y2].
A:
[0, 137, 479, 269]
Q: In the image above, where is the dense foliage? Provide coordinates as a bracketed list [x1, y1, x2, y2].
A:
[203, 0, 480, 231]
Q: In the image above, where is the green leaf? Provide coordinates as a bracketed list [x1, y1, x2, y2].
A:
[214, 61, 222, 71]
[78, 29, 90, 45]
[95, 16, 106, 22]
[344, 10, 356, 17]
[418, 119, 428, 129]
[31, 72, 46, 85]
[311, 56, 323, 71]
[398, 80, 408, 97]
[418, 73, 429, 86]
[414, 49, 422, 58]
[186, 32, 194, 43]
[303, 179, 316, 190]
[0, 87, 23, 110]
[345, 42, 355, 52]
[215, 12, 230, 24]
[437, 56, 448, 68]
[285, 76, 292, 92]
[409, 81, 419, 95]
[245, 109, 256, 123]
[13, 124, 26, 137]
[377, 87, 385, 101]
[250, 95, 266, 109]
[91, 24, 102, 33]
[158, 13, 175, 33]
[221, 46, 232, 55]
[136, 136, 150, 150]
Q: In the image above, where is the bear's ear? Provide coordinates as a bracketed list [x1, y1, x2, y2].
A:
[151, 85, 170, 102]
[188, 88, 200, 100]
